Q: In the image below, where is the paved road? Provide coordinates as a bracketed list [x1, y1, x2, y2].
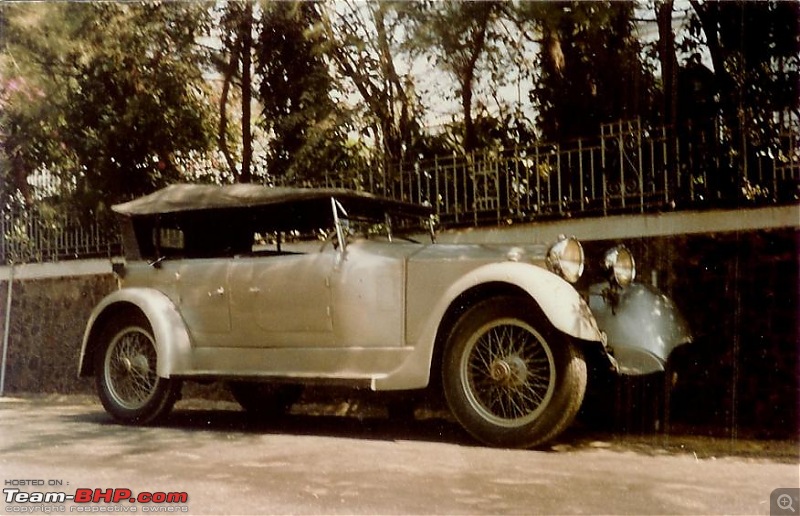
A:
[0, 396, 797, 515]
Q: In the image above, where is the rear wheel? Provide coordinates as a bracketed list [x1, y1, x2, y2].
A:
[442, 297, 587, 448]
[94, 313, 181, 424]
[228, 382, 302, 416]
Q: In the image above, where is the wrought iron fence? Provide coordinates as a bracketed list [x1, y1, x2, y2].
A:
[317, 119, 799, 226]
[2, 118, 798, 265]
[0, 207, 122, 265]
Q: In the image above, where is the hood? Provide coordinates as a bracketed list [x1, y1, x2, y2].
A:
[408, 242, 549, 266]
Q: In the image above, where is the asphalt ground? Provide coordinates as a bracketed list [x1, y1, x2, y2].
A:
[1, 394, 798, 515]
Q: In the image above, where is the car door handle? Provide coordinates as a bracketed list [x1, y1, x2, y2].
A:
[208, 287, 225, 297]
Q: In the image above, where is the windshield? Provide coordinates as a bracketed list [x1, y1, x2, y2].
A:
[341, 212, 435, 244]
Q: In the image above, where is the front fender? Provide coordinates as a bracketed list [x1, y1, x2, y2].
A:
[425, 263, 606, 355]
[78, 288, 194, 378]
[450, 262, 605, 342]
[373, 262, 605, 391]
[589, 283, 692, 375]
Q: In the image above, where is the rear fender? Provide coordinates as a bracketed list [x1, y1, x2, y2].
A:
[78, 288, 193, 378]
[589, 282, 692, 375]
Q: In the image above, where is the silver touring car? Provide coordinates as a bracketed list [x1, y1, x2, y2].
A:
[78, 184, 691, 448]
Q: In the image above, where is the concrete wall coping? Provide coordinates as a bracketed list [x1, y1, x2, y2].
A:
[0, 259, 112, 281]
[436, 205, 799, 244]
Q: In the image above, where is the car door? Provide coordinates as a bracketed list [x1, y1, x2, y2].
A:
[176, 259, 232, 344]
[228, 248, 336, 348]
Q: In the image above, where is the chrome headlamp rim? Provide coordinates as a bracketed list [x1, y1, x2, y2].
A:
[546, 235, 585, 284]
[602, 245, 636, 287]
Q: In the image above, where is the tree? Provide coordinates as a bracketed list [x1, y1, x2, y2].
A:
[686, 0, 799, 192]
[655, 0, 679, 131]
[215, 1, 256, 184]
[0, 5, 74, 205]
[256, 1, 345, 182]
[0, 2, 215, 211]
[411, 1, 507, 152]
[519, 1, 656, 142]
[320, 1, 424, 165]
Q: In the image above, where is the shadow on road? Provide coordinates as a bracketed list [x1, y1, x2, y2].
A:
[165, 407, 474, 447]
[5, 393, 796, 463]
[50, 398, 799, 464]
[55, 399, 476, 449]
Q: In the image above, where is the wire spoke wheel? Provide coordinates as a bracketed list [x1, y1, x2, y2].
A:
[94, 312, 180, 425]
[443, 297, 586, 448]
[104, 327, 159, 410]
[461, 320, 556, 428]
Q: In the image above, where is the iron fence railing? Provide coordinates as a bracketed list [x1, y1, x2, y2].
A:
[2, 119, 798, 264]
[0, 208, 122, 265]
[317, 119, 799, 226]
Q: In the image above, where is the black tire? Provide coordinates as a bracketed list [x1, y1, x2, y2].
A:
[228, 382, 302, 416]
[442, 296, 587, 448]
[94, 312, 181, 425]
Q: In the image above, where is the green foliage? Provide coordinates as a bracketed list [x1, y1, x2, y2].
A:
[0, 2, 215, 212]
[1, 0, 796, 210]
[671, 0, 799, 197]
[685, 0, 799, 143]
[256, 1, 345, 182]
[0, 5, 74, 205]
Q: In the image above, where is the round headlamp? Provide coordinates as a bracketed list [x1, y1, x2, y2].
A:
[603, 245, 636, 287]
[546, 235, 584, 283]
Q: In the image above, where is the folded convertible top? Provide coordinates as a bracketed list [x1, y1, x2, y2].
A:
[113, 183, 433, 218]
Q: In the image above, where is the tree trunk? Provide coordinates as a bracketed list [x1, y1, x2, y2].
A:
[656, 0, 678, 178]
[218, 49, 239, 180]
[656, 0, 678, 129]
[239, 2, 253, 184]
[461, 11, 490, 153]
[462, 77, 477, 153]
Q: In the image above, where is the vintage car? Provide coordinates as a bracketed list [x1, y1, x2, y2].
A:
[78, 184, 692, 448]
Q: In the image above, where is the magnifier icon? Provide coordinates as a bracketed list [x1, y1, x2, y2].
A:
[778, 494, 796, 512]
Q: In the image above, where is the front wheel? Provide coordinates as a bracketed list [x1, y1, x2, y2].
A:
[442, 297, 587, 448]
[94, 313, 181, 424]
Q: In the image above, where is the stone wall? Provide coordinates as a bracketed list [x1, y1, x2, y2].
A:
[0, 228, 797, 438]
[0, 273, 116, 394]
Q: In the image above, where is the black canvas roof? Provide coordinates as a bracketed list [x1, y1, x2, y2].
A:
[112, 183, 433, 219]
